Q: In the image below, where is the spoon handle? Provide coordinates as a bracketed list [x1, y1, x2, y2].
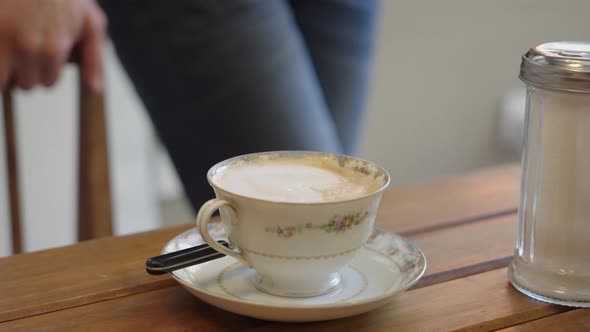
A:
[145, 240, 229, 275]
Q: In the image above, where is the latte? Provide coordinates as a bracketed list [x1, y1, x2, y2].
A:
[212, 157, 382, 203]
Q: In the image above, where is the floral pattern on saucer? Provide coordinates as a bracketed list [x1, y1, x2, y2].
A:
[364, 228, 426, 285]
[163, 226, 426, 322]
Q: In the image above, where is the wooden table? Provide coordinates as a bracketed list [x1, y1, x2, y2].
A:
[1, 164, 588, 331]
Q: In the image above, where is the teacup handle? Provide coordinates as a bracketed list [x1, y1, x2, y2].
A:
[197, 199, 251, 267]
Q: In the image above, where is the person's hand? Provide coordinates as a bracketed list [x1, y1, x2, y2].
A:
[0, 0, 106, 92]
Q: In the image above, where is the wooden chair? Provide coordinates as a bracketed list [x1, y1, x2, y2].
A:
[2, 66, 113, 255]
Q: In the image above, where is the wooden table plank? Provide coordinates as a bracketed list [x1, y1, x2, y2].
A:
[0, 165, 521, 323]
[410, 214, 516, 288]
[378, 164, 520, 235]
[0, 211, 517, 324]
[0, 287, 265, 332]
[1, 212, 521, 330]
[0, 225, 191, 323]
[1, 268, 568, 332]
[0, 210, 516, 321]
[411, 214, 515, 274]
[0, 166, 519, 321]
[498, 309, 590, 331]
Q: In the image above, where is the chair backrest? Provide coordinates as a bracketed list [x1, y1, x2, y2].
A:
[2, 68, 113, 255]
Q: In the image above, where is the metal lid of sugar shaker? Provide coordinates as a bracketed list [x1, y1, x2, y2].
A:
[520, 41, 590, 93]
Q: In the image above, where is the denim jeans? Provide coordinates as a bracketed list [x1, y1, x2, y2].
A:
[99, 0, 378, 210]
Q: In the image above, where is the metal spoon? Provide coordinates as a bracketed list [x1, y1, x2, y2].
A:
[145, 240, 229, 275]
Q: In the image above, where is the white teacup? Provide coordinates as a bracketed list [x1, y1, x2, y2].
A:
[197, 151, 390, 297]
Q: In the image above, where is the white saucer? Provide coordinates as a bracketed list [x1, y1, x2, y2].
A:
[162, 226, 426, 322]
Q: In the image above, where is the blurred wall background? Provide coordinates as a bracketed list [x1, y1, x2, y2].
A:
[361, 0, 590, 184]
[1, 0, 589, 256]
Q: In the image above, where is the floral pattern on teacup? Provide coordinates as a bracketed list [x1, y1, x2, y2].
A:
[265, 211, 369, 238]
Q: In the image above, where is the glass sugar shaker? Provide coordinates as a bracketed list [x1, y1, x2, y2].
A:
[508, 41, 590, 307]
